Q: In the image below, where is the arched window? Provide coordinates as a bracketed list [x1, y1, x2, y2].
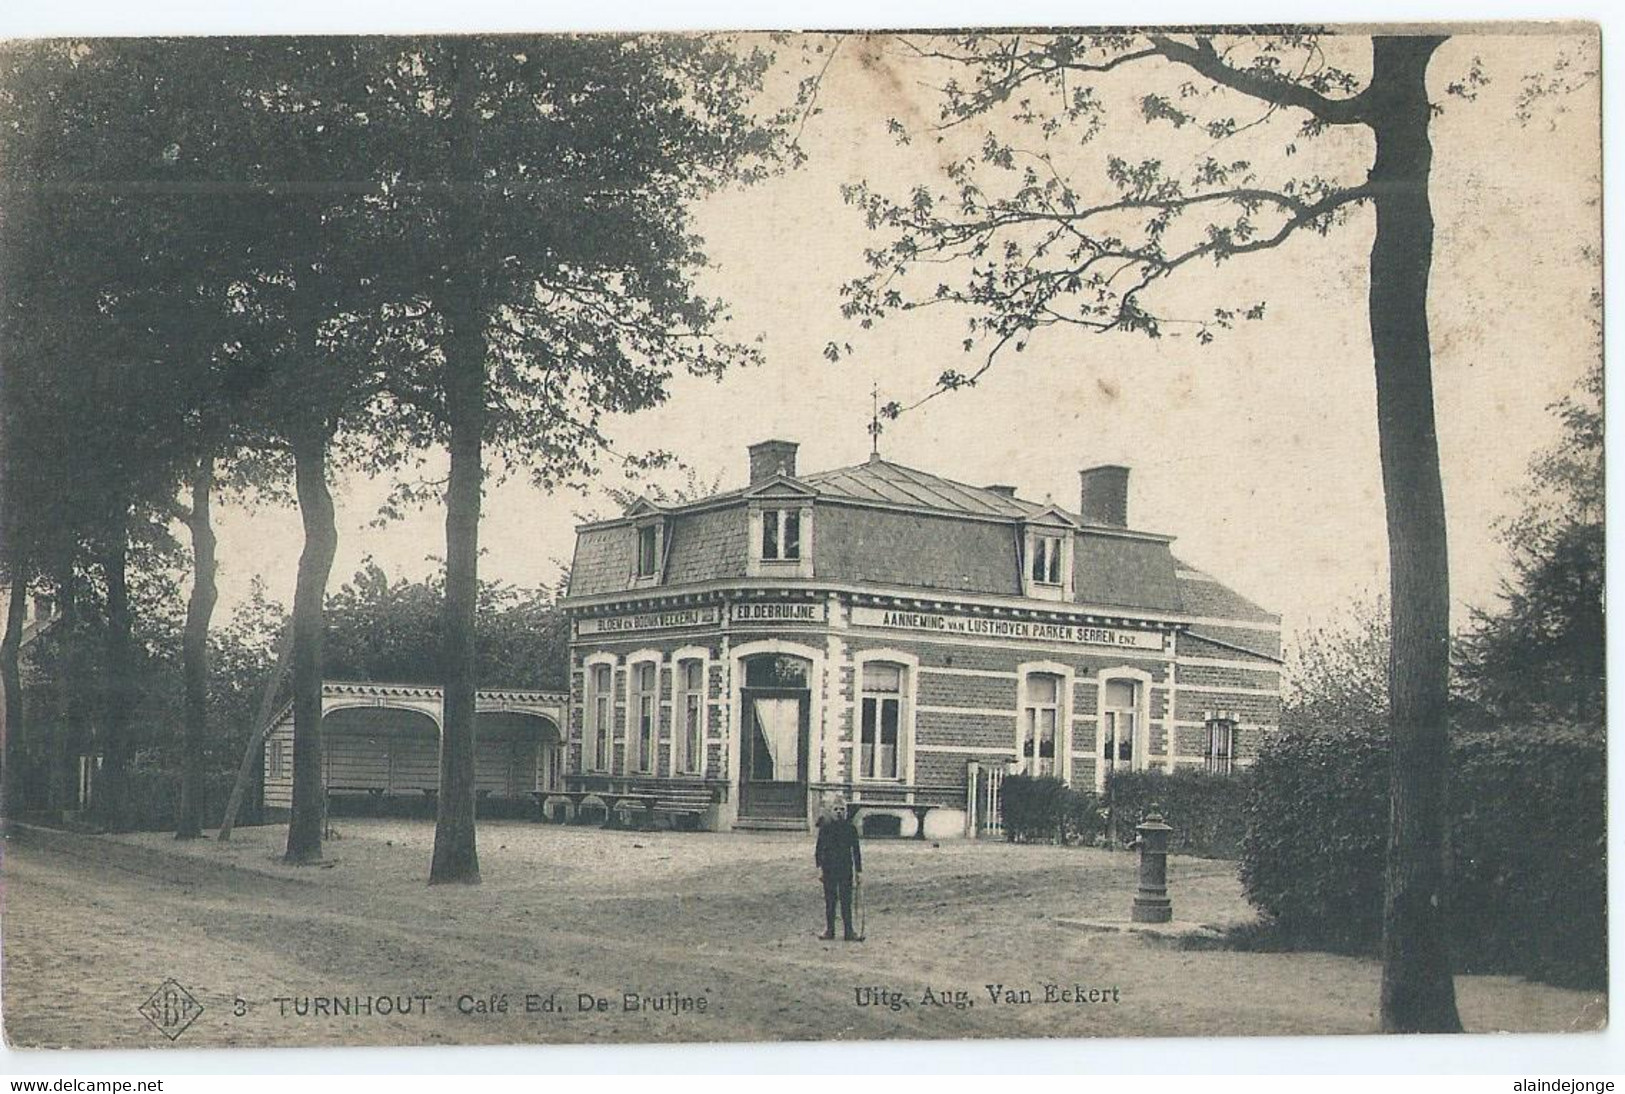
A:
[586, 660, 614, 772]
[675, 657, 705, 776]
[1021, 673, 1063, 777]
[859, 662, 906, 780]
[627, 659, 659, 774]
[1102, 678, 1140, 774]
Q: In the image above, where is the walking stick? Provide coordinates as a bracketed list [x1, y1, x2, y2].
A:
[854, 872, 866, 942]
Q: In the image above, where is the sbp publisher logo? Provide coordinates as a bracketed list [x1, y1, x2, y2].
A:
[139, 978, 204, 1040]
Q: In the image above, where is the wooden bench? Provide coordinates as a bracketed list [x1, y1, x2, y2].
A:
[628, 782, 717, 830]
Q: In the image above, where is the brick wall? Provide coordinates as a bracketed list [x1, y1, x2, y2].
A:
[917, 671, 1018, 709]
[564, 591, 1282, 812]
[916, 709, 1016, 750]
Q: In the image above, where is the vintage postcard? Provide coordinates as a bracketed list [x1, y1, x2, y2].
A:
[0, 23, 1604, 1058]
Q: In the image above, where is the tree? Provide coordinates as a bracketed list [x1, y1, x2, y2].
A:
[342, 36, 790, 883]
[0, 40, 296, 837]
[1282, 595, 1391, 736]
[1456, 359, 1603, 727]
[323, 561, 569, 689]
[839, 30, 1475, 1031]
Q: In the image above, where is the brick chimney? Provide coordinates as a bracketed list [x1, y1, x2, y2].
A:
[748, 440, 799, 485]
[1079, 465, 1130, 527]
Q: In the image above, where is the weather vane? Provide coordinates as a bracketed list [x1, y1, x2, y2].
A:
[868, 380, 882, 459]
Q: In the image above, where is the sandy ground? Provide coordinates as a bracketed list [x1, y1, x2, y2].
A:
[1, 818, 1606, 1050]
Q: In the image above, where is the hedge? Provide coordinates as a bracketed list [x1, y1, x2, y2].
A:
[1105, 768, 1251, 859]
[1240, 724, 1606, 988]
[999, 775, 1104, 845]
[114, 768, 252, 832]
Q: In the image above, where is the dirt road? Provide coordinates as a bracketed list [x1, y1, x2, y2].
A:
[2, 820, 1604, 1049]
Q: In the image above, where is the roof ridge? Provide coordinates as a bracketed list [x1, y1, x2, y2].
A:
[807, 456, 1043, 514]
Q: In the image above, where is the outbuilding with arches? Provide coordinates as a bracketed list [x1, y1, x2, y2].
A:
[261, 681, 568, 818]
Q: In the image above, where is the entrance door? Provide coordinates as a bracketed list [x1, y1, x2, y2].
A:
[738, 654, 812, 819]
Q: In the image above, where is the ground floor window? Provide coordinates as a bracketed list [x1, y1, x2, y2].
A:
[1020, 672, 1061, 777]
[589, 662, 613, 771]
[676, 658, 704, 775]
[860, 661, 905, 780]
[1205, 718, 1236, 775]
[629, 660, 657, 773]
[1102, 678, 1138, 772]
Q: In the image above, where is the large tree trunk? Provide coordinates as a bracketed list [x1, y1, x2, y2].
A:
[430, 304, 484, 885]
[430, 43, 484, 886]
[217, 622, 295, 841]
[177, 450, 218, 839]
[49, 564, 81, 814]
[1367, 34, 1462, 1035]
[97, 515, 135, 834]
[1, 568, 27, 821]
[284, 431, 338, 864]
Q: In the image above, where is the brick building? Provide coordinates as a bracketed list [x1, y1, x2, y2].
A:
[559, 440, 1282, 836]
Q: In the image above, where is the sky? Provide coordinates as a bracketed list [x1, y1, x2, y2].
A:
[190, 27, 1601, 648]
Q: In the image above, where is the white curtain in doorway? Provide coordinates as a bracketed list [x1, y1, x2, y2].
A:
[752, 698, 802, 781]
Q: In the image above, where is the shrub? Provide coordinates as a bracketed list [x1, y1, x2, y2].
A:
[117, 768, 253, 832]
[1000, 774, 1069, 842]
[1239, 728, 1389, 951]
[1240, 723, 1606, 988]
[1106, 768, 1252, 859]
[999, 774, 1104, 845]
[1448, 726, 1606, 987]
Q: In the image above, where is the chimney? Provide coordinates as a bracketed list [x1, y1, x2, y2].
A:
[1079, 465, 1130, 527]
[748, 439, 798, 485]
[985, 484, 1018, 498]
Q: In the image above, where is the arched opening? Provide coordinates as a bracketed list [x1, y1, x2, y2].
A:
[474, 710, 560, 800]
[739, 652, 813, 819]
[321, 706, 440, 813]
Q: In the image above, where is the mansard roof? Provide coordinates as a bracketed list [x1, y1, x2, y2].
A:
[565, 455, 1277, 631]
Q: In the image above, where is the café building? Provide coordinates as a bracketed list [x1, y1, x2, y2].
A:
[557, 441, 1282, 836]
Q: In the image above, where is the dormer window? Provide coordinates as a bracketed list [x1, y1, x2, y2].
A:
[630, 517, 664, 586]
[1032, 535, 1064, 585]
[748, 501, 814, 578]
[762, 508, 801, 561]
[637, 524, 659, 577]
[1021, 521, 1074, 600]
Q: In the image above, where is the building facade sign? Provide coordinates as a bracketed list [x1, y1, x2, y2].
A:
[729, 601, 828, 624]
[850, 605, 1165, 651]
[576, 606, 720, 636]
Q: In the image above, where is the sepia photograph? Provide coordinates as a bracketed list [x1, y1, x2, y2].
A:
[0, 13, 1607, 1068]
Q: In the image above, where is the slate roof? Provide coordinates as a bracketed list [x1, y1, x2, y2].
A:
[566, 456, 1279, 634]
[1172, 561, 1278, 623]
[800, 458, 1036, 519]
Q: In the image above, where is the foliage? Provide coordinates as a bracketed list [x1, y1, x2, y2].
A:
[1240, 724, 1606, 988]
[999, 774, 1103, 845]
[322, 562, 569, 689]
[114, 767, 246, 834]
[1448, 725, 1605, 987]
[1106, 768, 1251, 859]
[835, 34, 1399, 380]
[834, 32, 1479, 1028]
[1281, 595, 1392, 735]
[1455, 359, 1604, 728]
[1239, 727, 1391, 951]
